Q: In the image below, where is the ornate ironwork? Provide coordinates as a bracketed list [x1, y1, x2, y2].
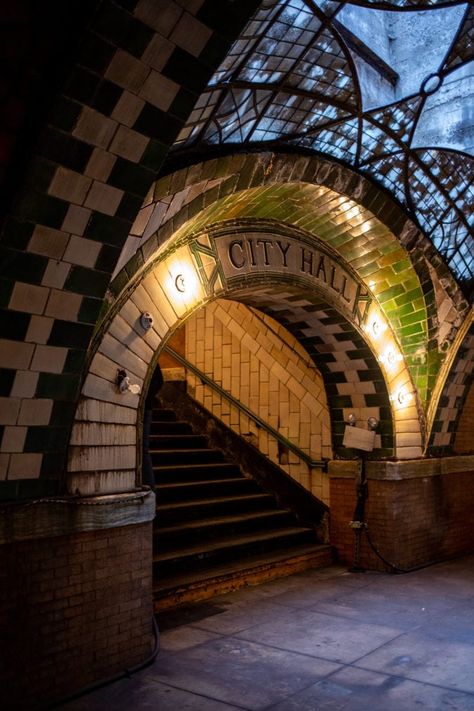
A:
[171, 0, 474, 294]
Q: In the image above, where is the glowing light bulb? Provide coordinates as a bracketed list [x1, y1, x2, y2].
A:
[395, 386, 412, 406]
[379, 347, 403, 370]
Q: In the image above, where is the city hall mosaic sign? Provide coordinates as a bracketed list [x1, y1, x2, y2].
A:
[209, 232, 372, 324]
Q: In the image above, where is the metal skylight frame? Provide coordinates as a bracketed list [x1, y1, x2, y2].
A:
[170, 0, 474, 295]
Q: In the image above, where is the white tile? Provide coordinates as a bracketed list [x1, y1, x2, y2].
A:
[17, 399, 53, 426]
[0, 340, 34, 369]
[61, 204, 92, 235]
[109, 125, 149, 163]
[70, 423, 136, 446]
[82, 372, 140, 408]
[10, 371, 39, 398]
[84, 180, 124, 216]
[30, 345, 68, 374]
[75, 398, 136, 425]
[139, 70, 179, 111]
[8, 453, 42, 479]
[66, 470, 136, 495]
[67, 444, 136, 472]
[134, 0, 182, 36]
[105, 49, 149, 92]
[41, 260, 70, 289]
[9, 282, 49, 314]
[48, 166, 92, 204]
[85, 147, 116, 182]
[45, 290, 82, 320]
[73, 107, 118, 149]
[108, 313, 154, 362]
[111, 91, 145, 127]
[170, 12, 212, 57]
[25, 316, 54, 345]
[63, 236, 101, 268]
[1, 426, 27, 453]
[0, 397, 21, 425]
[28, 225, 68, 259]
[141, 33, 174, 71]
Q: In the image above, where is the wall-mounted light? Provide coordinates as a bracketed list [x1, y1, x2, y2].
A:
[369, 317, 387, 339]
[391, 385, 412, 407]
[175, 274, 186, 292]
[116, 369, 141, 395]
[166, 260, 199, 300]
[140, 312, 154, 331]
[367, 417, 379, 431]
[347, 413, 357, 426]
[378, 347, 403, 370]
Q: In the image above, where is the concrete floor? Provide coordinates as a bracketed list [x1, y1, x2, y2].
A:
[60, 554, 474, 710]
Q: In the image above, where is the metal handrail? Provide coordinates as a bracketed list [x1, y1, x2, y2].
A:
[163, 346, 327, 470]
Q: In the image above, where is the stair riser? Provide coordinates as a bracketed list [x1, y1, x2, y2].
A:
[156, 479, 260, 503]
[149, 435, 208, 449]
[154, 549, 334, 611]
[154, 530, 316, 578]
[154, 464, 241, 483]
[156, 496, 276, 525]
[151, 410, 176, 422]
[150, 422, 193, 435]
[151, 449, 224, 465]
[154, 512, 297, 551]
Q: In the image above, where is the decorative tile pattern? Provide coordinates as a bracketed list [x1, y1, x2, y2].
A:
[0, 0, 257, 487]
[185, 299, 332, 502]
[429, 324, 474, 454]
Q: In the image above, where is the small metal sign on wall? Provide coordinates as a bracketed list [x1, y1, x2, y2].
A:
[342, 425, 376, 452]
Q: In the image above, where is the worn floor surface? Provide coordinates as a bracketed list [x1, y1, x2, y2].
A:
[59, 554, 474, 710]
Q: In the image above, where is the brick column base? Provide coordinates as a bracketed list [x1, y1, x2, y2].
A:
[0, 521, 153, 711]
[330, 465, 474, 571]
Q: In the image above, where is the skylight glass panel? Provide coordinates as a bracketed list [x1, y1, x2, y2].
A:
[287, 28, 357, 104]
[171, 0, 474, 286]
[361, 153, 407, 204]
[250, 94, 347, 140]
[294, 118, 359, 162]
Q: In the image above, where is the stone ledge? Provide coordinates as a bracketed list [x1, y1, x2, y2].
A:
[328, 456, 474, 480]
[0, 488, 155, 545]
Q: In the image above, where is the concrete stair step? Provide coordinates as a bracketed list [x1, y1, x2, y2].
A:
[154, 509, 296, 549]
[156, 476, 260, 503]
[150, 447, 225, 465]
[156, 492, 277, 525]
[153, 544, 334, 611]
[150, 421, 193, 435]
[151, 408, 177, 422]
[153, 526, 316, 577]
[149, 434, 208, 449]
[154, 461, 242, 483]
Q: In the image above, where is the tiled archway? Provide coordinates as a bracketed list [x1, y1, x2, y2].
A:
[67, 220, 426, 496]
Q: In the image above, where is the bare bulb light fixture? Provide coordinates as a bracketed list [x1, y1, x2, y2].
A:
[116, 369, 141, 395]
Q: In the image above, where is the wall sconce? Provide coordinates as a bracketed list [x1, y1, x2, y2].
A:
[369, 317, 387, 339]
[116, 369, 141, 395]
[392, 385, 412, 407]
[175, 274, 186, 292]
[167, 261, 198, 300]
[378, 347, 403, 370]
[347, 413, 357, 426]
[140, 312, 154, 331]
[367, 417, 379, 431]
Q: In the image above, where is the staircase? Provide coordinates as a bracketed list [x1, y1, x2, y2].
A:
[151, 404, 333, 610]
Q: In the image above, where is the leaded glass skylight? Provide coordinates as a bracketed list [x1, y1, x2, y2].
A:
[171, 0, 474, 294]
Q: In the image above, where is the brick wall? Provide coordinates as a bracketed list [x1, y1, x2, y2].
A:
[330, 470, 474, 571]
[0, 521, 153, 711]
